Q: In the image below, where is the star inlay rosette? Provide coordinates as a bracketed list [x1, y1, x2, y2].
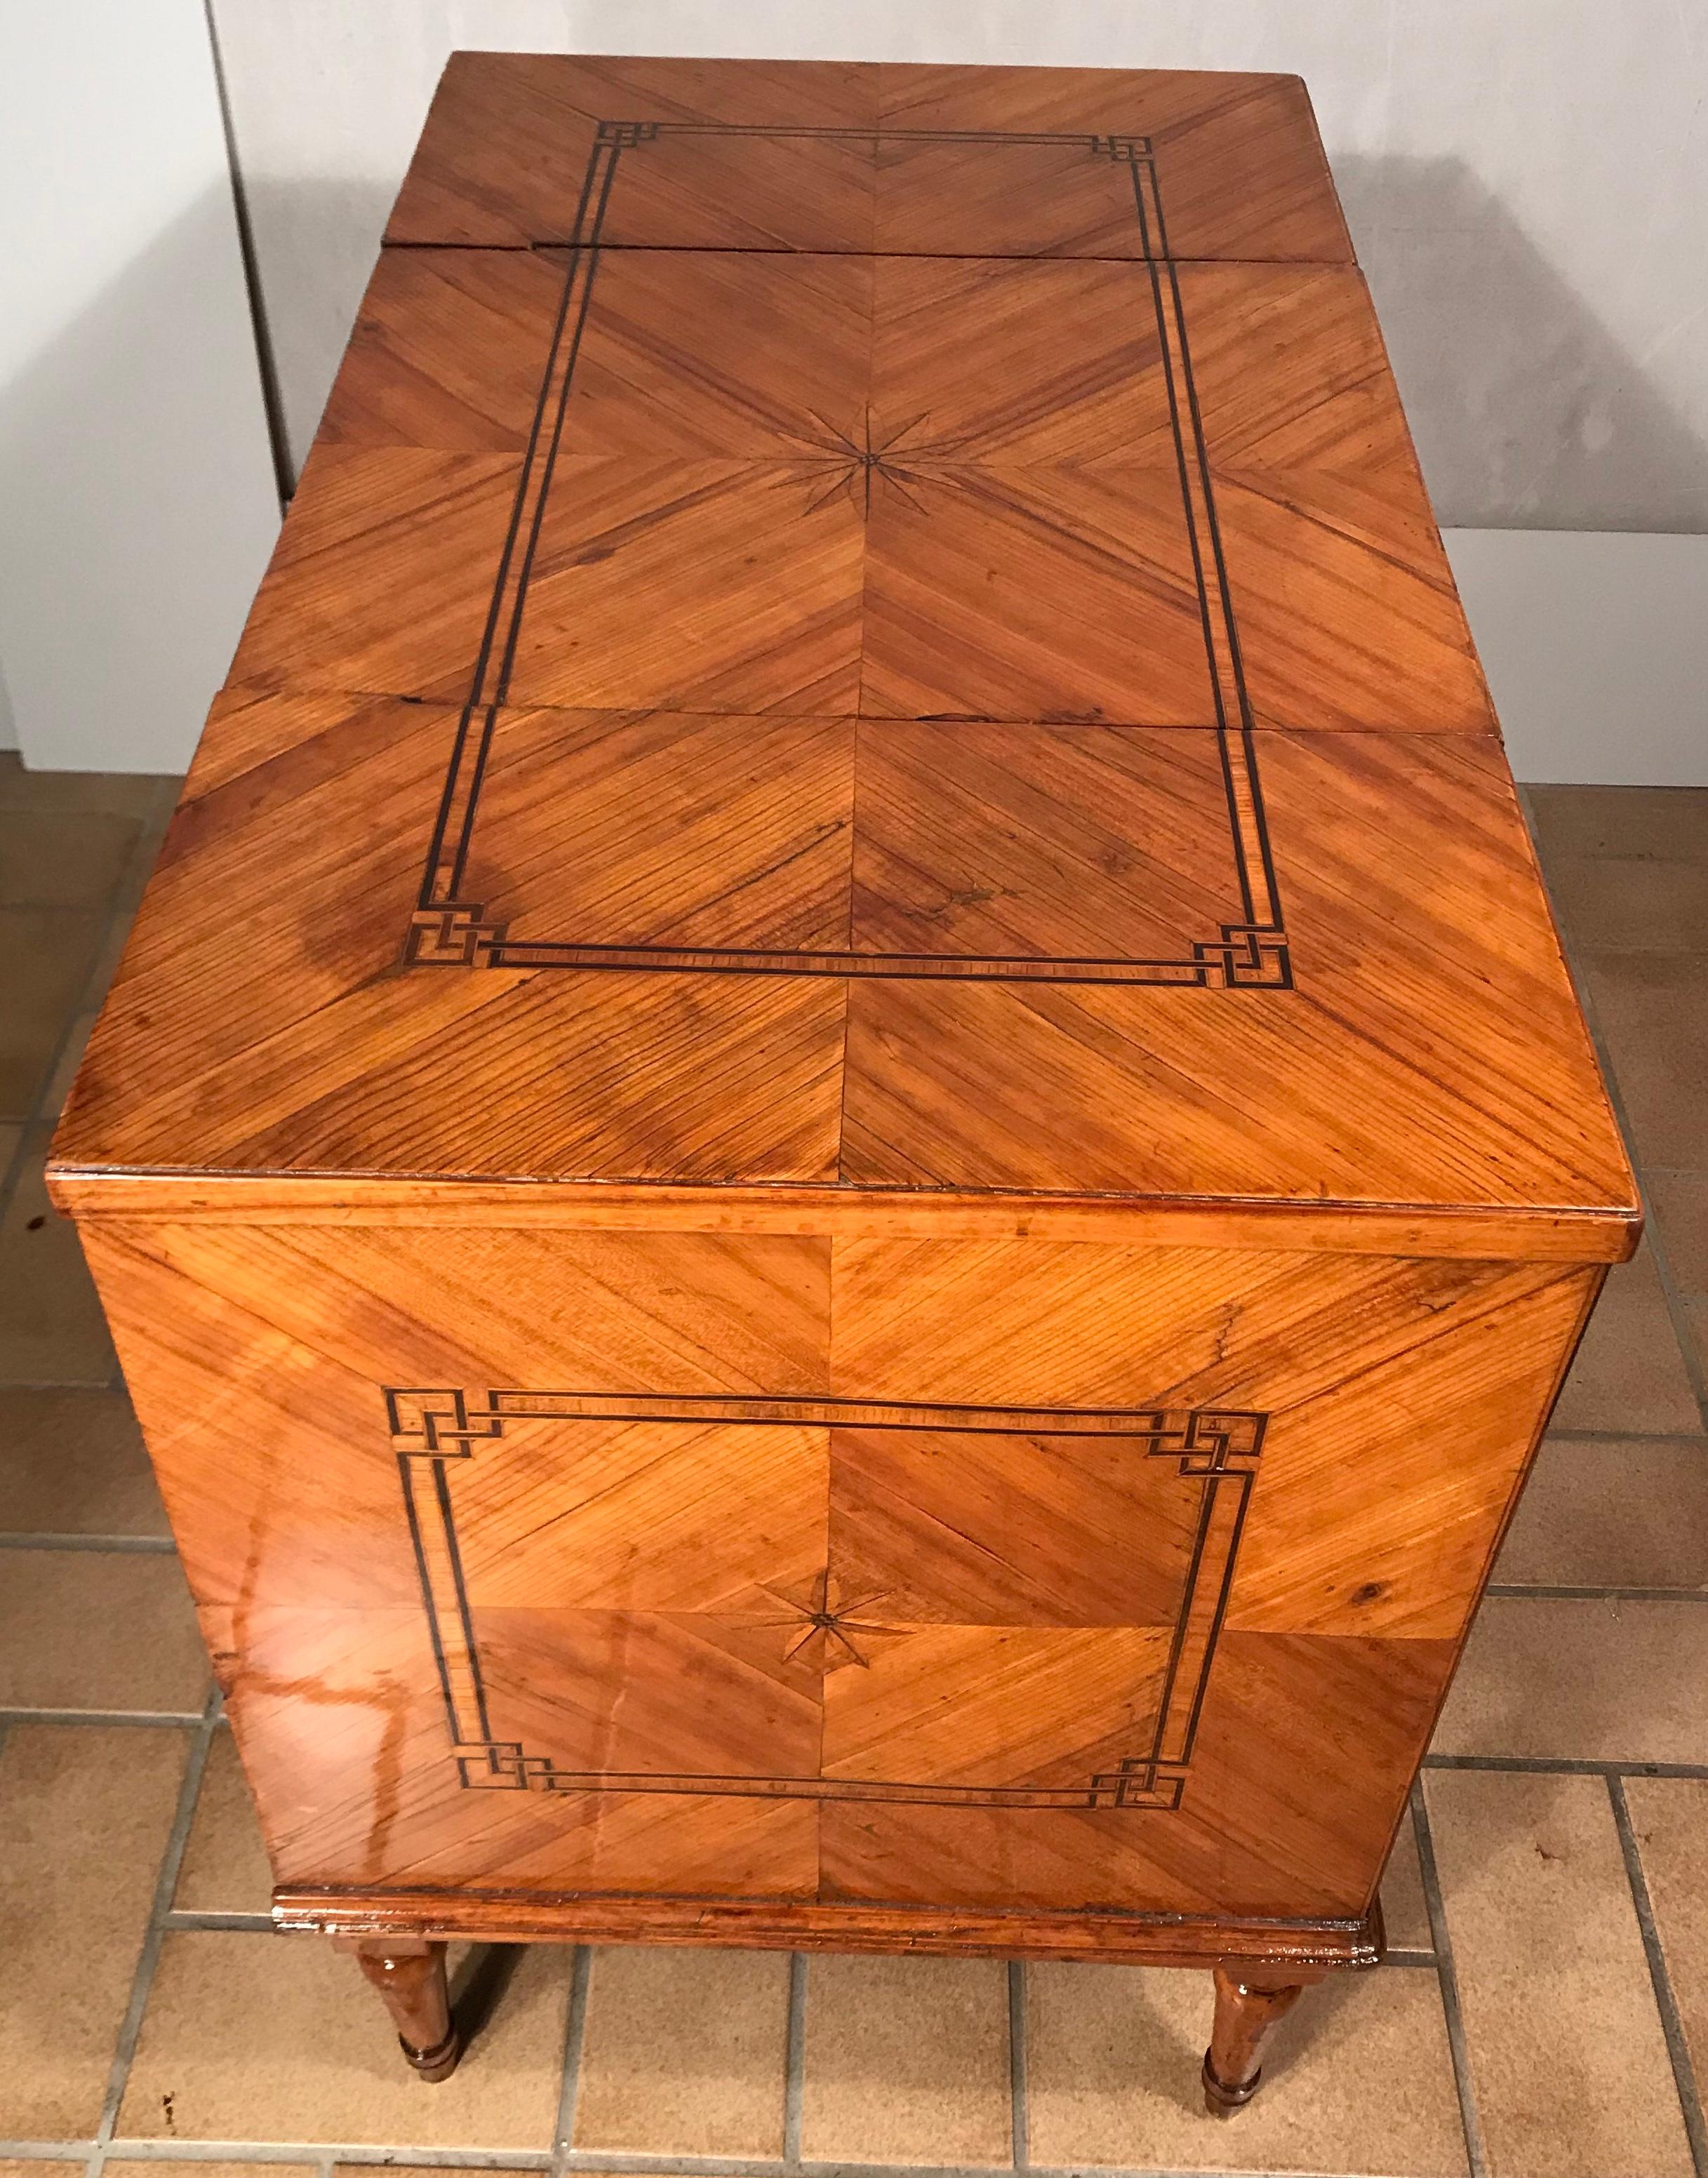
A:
[791, 409, 966, 518]
[755, 1570, 898, 1671]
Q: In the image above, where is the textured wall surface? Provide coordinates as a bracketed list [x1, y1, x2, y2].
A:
[209, 0, 1707, 531]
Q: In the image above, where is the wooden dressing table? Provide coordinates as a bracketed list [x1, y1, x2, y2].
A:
[49, 53, 1636, 2115]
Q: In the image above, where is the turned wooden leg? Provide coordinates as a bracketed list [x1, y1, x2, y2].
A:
[340, 1937, 462, 2082]
[1201, 1966, 1308, 2116]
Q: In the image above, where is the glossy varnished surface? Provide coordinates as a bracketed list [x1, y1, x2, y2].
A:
[383, 55, 1356, 260]
[49, 55, 1632, 1981]
[48, 53, 1631, 1243]
[53, 694, 1632, 1238]
[88, 1212, 1596, 1918]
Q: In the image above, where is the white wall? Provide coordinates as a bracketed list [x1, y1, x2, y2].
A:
[0, 0, 280, 775]
[3, 5, 1701, 780]
[1445, 530, 1708, 787]
[211, 0, 1708, 533]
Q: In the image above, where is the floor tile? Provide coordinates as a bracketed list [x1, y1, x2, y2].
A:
[1026, 1958, 1465, 2174]
[1426, 1768, 1693, 2178]
[1624, 1776, 1708, 2106]
[799, 1953, 1011, 2165]
[0, 907, 102, 1121]
[1550, 1241, 1701, 1436]
[38, 1010, 102, 1128]
[1527, 784, 1708, 865]
[1495, 1437, 1708, 1588]
[1587, 954, 1708, 1173]
[0, 1723, 188, 2137]
[119, 1934, 569, 2146]
[173, 1728, 274, 1915]
[573, 1944, 788, 2156]
[0, 807, 142, 909]
[0, 1387, 168, 1535]
[1381, 1803, 1433, 1951]
[1683, 1293, 1708, 1394]
[1542, 853, 1708, 953]
[79, 833, 173, 1020]
[0, 1549, 206, 1712]
[0, 753, 174, 816]
[0, 1128, 116, 1384]
[1434, 1598, 1708, 1761]
[1650, 1168, 1708, 1295]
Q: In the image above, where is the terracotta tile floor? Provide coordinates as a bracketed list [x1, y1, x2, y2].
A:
[1, 751, 1705, 2178]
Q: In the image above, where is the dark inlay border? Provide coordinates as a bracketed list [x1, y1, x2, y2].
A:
[386, 1387, 1266, 1810]
[404, 121, 1290, 989]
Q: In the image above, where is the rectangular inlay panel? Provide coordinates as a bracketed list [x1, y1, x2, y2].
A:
[405, 121, 1289, 989]
[387, 1389, 1265, 1810]
[54, 51, 1638, 1975]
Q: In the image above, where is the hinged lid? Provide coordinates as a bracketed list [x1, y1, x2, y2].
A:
[51, 55, 1636, 1258]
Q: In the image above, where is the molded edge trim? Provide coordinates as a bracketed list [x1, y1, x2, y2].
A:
[274, 1884, 1384, 1970]
[46, 1168, 1641, 1262]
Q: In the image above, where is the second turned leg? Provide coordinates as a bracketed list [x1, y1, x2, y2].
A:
[339, 1937, 462, 2082]
[1201, 1965, 1312, 2116]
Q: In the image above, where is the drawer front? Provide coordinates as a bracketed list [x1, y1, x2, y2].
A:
[87, 1220, 1596, 1921]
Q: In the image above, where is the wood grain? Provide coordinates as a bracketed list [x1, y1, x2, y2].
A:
[51, 54, 1632, 2036]
[385, 55, 1352, 262]
[281, 1888, 1384, 1972]
[81, 1212, 1593, 1922]
[53, 697, 1631, 1238]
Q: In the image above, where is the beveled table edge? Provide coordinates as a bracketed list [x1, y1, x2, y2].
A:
[46, 1167, 1641, 1263]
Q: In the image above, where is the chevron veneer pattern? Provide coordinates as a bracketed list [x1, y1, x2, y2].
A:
[83, 1215, 1596, 1921]
[51, 53, 1634, 2078]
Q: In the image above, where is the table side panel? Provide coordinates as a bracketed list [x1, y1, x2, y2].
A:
[85, 1217, 1597, 1925]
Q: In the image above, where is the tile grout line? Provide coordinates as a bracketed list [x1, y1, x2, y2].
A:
[85, 2149, 550, 2171]
[1546, 1429, 1708, 1445]
[0, 1533, 178, 1554]
[1484, 1582, 1708, 1601]
[1607, 1774, 1708, 2176]
[1426, 1752, 1708, 1779]
[0, 1706, 208, 1728]
[0, 773, 176, 1278]
[0, 1125, 28, 1233]
[160, 1910, 276, 1932]
[88, 1686, 223, 2176]
[1409, 1779, 1490, 2178]
[1006, 1960, 1029, 2171]
[19, 784, 172, 1140]
[552, 1945, 594, 2168]
[782, 1953, 808, 2168]
[0, 2145, 1396, 2178]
